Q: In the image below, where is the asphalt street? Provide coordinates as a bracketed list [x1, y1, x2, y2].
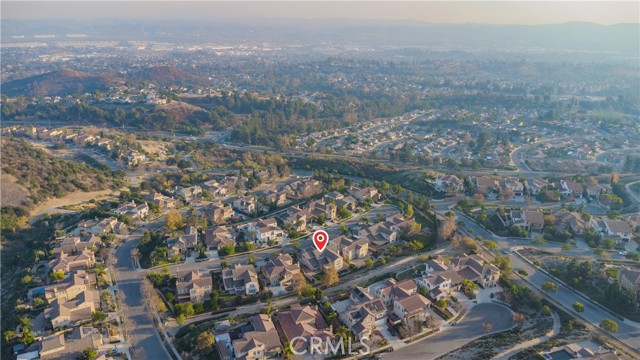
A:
[114, 222, 172, 360]
[381, 303, 514, 360]
[509, 253, 640, 350]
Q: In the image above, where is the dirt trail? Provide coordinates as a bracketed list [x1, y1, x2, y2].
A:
[29, 189, 116, 220]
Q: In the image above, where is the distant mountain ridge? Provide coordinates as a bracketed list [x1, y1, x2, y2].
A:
[1, 66, 204, 97]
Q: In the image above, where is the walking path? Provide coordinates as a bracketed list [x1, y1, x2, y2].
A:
[491, 311, 561, 360]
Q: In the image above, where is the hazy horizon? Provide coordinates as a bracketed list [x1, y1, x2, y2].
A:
[2, 1, 639, 25]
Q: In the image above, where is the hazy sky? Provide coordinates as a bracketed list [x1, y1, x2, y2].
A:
[2, 1, 639, 25]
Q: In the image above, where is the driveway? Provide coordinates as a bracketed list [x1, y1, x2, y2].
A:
[381, 303, 514, 360]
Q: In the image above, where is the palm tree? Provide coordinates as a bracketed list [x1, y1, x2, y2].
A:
[284, 341, 294, 360]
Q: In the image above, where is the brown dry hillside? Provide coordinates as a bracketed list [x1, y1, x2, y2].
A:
[1, 68, 123, 97]
[156, 101, 210, 124]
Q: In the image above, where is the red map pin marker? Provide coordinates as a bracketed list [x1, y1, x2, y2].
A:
[313, 230, 329, 252]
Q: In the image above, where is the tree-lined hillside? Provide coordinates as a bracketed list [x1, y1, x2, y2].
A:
[0, 137, 125, 210]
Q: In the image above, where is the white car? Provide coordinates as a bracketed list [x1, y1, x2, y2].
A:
[619, 251, 628, 256]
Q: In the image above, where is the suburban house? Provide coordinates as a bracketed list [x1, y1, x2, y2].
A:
[261, 189, 288, 207]
[619, 267, 640, 295]
[73, 217, 118, 236]
[324, 191, 344, 203]
[276, 305, 334, 353]
[525, 178, 548, 196]
[307, 200, 337, 221]
[39, 335, 66, 359]
[202, 180, 229, 197]
[449, 254, 501, 288]
[327, 235, 369, 261]
[349, 186, 381, 203]
[204, 226, 235, 251]
[175, 185, 203, 204]
[336, 196, 358, 211]
[168, 226, 199, 257]
[260, 254, 301, 295]
[52, 235, 102, 255]
[113, 201, 149, 220]
[500, 178, 525, 198]
[553, 210, 587, 235]
[433, 175, 464, 194]
[205, 202, 235, 225]
[284, 178, 323, 200]
[333, 287, 387, 341]
[233, 196, 258, 214]
[590, 218, 634, 242]
[222, 264, 260, 296]
[298, 248, 344, 273]
[230, 315, 282, 360]
[586, 183, 611, 199]
[148, 193, 180, 211]
[357, 222, 398, 247]
[180, 226, 199, 249]
[418, 271, 463, 300]
[48, 250, 96, 274]
[31, 270, 96, 305]
[36, 326, 106, 360]
[508, 209, 545, 233]
[559, 180, 583, 198]
[283, 206, 310, 232]
[375, 279, 418, 307]
[176, 269, 213, 303]
[246, 218, 286, 245]
[393, 293, 431, 322]
[44, 289, 100, 329]
[471, 177, 499, 195]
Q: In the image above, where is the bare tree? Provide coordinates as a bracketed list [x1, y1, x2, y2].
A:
[425, 315, 440, 329]
[452, 300, 468, 314]
[512, 312, 526, 326]
[404, 318, 421, 342]
[482, 322, 493, 332]
[115, 290, 129, 341]
[141, 278, 159, 319]
[438, 217, 457, 242]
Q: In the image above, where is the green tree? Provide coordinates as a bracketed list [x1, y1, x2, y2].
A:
[482, 240, 497, 250]
[532, 236, 546, 246]
[91, 311, 107, 324]
[82, 347, 98, 360]
[542, 281, 558, 292]
[541, 305, 551, 315]
[406, 204, 414, 218]
[336, 206, 352, 219]
[407, 240, 424, 254]
[166, 211, 184, 231]
[323, 264, 339, 287]
[195, 331, 215, 353]
[573, 302, 584, 312]
[365, 258, 374, 269]
[599, 319, 618, 332]
[50, 270, 65, 281]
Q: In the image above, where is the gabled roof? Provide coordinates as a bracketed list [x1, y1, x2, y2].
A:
[396, 293, 431, 313]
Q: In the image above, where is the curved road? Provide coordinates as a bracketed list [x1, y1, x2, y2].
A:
[381, 303, 514, 360]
